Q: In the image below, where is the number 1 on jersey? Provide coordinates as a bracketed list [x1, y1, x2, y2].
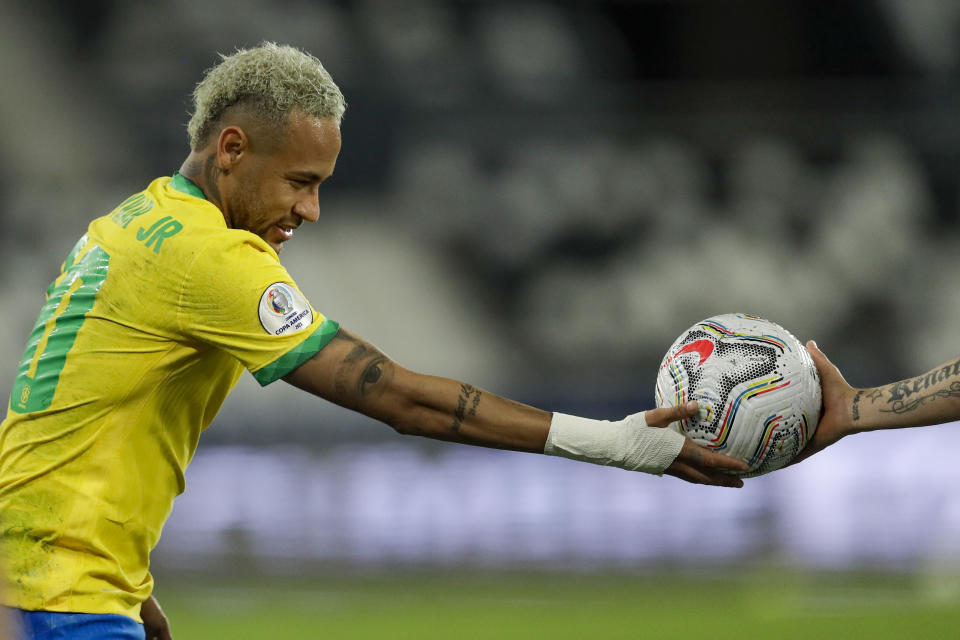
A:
[10, 237, 110, 413]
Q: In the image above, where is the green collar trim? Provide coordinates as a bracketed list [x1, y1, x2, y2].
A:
[170, 172, 207, 200]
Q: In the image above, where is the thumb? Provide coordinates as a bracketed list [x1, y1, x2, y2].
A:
[805, 340, 846, 386]
[645, 400, 699, 428]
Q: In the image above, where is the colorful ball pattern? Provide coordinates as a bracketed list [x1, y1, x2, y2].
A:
[655, 314, 821, 477]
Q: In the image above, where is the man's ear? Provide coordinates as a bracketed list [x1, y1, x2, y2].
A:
[216, 125, 248, 170]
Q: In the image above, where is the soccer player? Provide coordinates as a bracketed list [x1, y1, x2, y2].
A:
[800, 341, 960, 461]
[0, 43, 747, 639]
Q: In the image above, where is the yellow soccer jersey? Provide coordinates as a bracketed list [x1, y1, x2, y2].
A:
[0, 174, 339, 620]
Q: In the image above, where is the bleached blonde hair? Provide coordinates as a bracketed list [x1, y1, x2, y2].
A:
[187, 42, 346, 150]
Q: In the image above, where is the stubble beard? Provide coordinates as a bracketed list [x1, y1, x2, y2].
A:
[231, 180, 269, 241]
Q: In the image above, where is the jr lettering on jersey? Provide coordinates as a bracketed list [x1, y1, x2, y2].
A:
[109, 192, 183, 253]
[136, 216, 183, 253]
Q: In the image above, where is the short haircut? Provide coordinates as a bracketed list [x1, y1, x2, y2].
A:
[187, 42, 346, 150]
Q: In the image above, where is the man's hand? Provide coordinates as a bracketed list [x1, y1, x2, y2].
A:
[141, 595, 173, 640]
[792, 340, 857, 464]
[645, 401, 749, 487]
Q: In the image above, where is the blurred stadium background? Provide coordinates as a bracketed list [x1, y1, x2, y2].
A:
[3, 0, 960, 636]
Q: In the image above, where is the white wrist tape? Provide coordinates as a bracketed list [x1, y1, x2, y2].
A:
[544, 412, 686, 475]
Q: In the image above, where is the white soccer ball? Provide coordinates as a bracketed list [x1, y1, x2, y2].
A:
[655, 313, 821, 477]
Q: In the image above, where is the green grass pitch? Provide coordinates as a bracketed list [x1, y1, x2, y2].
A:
[153, 569, 960, 639]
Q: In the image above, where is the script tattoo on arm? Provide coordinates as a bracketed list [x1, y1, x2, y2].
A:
[881, 382, 960, 415]
[851, 390, 863, 422]
[451, 383, 483, 432]
[879, 357, 960, 416]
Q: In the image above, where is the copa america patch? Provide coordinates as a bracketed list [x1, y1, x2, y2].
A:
[258, 282, 313, 335]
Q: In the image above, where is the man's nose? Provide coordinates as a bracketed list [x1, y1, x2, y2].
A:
[294, 190, 320, 223]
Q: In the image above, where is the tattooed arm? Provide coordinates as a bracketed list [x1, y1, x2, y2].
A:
[283, 327, 748, 485]
[795, 342, 960, 462]
[283, 327, 549, 451]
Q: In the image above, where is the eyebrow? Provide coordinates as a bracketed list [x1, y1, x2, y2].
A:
[287, 171, 325, 182]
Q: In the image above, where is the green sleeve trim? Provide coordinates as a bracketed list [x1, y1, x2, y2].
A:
[252, 318, 340, 386]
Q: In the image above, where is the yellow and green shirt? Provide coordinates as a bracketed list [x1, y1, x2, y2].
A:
[0, 174, 338, 620]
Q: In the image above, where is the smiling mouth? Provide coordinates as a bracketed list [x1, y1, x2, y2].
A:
[265, 225, 297, 252]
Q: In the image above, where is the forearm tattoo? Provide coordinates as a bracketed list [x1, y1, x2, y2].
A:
[851, 390, 863, 422]
[877, 357, 960, 416]
[332, 331, 389, 400]
[881, 382, 960, 415]
[451, 383, 482, 432]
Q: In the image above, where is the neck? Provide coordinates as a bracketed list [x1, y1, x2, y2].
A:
[178, 151, 224, 212]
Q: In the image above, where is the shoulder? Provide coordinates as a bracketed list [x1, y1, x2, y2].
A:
[180, 227, 293, 303]
[187, 229, 279, 278]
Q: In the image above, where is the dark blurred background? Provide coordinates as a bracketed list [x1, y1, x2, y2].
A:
[3, 0, 960, 579]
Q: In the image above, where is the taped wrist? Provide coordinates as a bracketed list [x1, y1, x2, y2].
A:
[543, 412, 686, 475]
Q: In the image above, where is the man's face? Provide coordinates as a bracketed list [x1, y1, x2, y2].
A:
[221, 112, 341, 253]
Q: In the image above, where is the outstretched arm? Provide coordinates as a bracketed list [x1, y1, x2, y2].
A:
[797, 341, 960, 462]
[283, 327, 748, 486]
